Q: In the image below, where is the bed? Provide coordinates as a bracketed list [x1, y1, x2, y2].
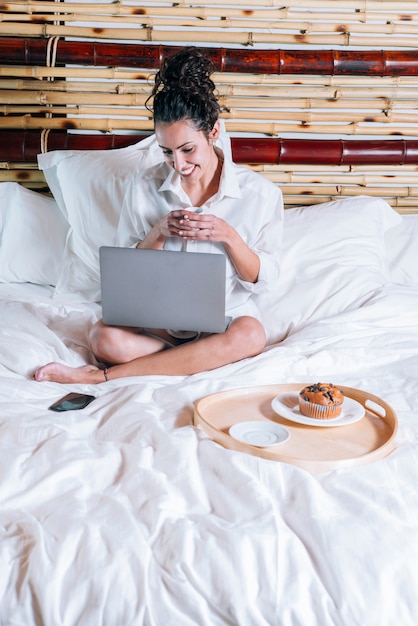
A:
[2, 1, 418, 620]
[1, 145, 418, 624]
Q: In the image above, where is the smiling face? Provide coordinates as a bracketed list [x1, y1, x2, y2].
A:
[155, 119, 220, 191]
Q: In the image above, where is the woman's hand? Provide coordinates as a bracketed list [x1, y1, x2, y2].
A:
[173, 210, 260, 284]
[171, 210, 232, 243]
[137, 210, 219, 247]
[136, 210, 193, 249]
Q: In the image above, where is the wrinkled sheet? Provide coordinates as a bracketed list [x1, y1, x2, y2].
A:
[0, 282, 418, 626]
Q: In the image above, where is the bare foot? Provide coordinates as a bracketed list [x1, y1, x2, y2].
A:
[33, 362, 104, 384]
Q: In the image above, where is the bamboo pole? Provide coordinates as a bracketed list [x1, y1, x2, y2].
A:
[350, 164, 418, 172]
[2, 39, 418, 77]
[146, 0, 418, 9]
[221, 109, 418, 124]
[4, 103, 418, 127]
[282, 194, 415, 204]
[220, 87, 418, 103]
[0, 105, 146, 116]
[282, 196, 416, 213]
[216, 75, 418, 86]
[4, 1, 418, 23]
[0, 117, 153, 131]
[5, 0, 416, 10]
[275, 184, 417, 197]
[0, 90, 149, 106]
[252, 164, 418, 173]
[0, 79, 151, 94]
[0, 162, 38, 169]
[392, 198, 418, 210]
[225, 121, 418, 137]
[0, 69, 146, 83]
[4, 11, 418, 37]
[0, 170, 45, 182]
[258, 172, 418, 185]
[4, 91, 418, 115]
[3, 115, 418, 136]
[0, 131, 152, 160]
[0, 24, 416, 48]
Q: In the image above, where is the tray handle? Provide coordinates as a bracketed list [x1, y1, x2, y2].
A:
[364, 398, 387, 419]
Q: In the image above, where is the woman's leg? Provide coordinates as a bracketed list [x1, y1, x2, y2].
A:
[88, 320, 173, 364]
[34, 316, 266, 384]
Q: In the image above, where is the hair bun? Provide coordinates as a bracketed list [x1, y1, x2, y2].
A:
[158, 47, 215, 95]
[148, 46, 220, 134]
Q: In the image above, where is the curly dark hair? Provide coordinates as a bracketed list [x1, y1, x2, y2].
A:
[146, 47, 220, 135]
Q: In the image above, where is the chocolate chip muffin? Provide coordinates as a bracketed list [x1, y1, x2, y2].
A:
[299, 383, 344, 419]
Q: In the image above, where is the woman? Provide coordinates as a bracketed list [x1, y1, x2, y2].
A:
[34, 47, 283, 384]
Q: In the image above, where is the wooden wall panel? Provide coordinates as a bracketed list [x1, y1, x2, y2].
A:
[1, 1, 418, 211]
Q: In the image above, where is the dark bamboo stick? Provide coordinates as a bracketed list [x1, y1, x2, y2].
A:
[1, 39, 418, 75]
[2, 131, 418, 165]
[232, 138, 418, 166]
[0, 131, 141, 162]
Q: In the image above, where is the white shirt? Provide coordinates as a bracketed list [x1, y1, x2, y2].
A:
[118, 152, 284, 321]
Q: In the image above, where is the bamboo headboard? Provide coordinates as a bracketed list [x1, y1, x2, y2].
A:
[1, 1, 418, 214]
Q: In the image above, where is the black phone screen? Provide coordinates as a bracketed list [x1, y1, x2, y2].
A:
[48, 392, 96, 412]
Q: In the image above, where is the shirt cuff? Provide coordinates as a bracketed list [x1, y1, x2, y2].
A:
[236, 252, 280, 294]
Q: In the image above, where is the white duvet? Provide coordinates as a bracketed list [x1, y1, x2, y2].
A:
[1, 280, 418, 626]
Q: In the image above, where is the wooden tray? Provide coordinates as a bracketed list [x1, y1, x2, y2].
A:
[193, 383, 398, 473]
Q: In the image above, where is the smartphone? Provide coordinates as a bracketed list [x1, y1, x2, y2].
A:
[48, 392, 96, 412]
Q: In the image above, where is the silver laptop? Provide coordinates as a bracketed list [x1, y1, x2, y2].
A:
[99, 246, 232, 333]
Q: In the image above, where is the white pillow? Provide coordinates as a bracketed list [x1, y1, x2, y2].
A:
[0, 183, 69, 285]
[38, 134, 163, 301]
[385, 214, 418, 285]
[259, 196, 403, 345]
[38, 125, 232, 302]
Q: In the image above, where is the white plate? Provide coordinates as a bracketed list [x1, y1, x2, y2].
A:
[229, 421, 290, 447]
[271, 392, 365, 427]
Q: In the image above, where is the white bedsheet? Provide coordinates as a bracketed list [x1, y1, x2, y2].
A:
[0, 282, 417, 626]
